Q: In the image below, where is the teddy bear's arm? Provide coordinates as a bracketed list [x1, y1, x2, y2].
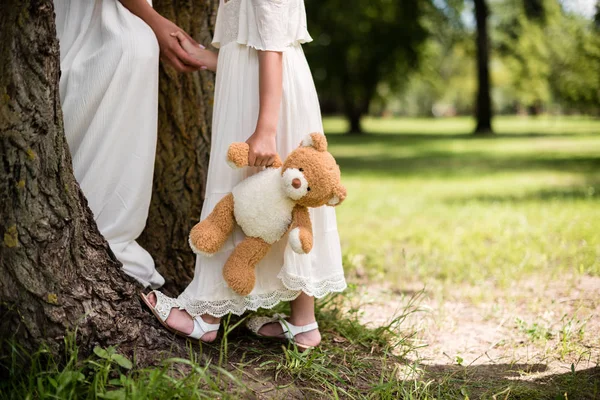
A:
[288, 205, 313, 254]
[227, 142, 283, 169]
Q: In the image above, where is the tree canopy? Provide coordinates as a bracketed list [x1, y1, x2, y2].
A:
[304, 0, 431, 133]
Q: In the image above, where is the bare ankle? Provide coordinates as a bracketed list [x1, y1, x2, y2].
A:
[202, 314, 220, 324]
[288, 314, 317, 327]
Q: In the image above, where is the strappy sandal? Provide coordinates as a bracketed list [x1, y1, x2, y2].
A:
[140, 290, 220, 342]
[246, 313, 319, 351]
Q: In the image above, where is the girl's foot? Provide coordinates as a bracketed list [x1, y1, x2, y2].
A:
[146, 292, 221, 343]
[258, 316, 322, 349]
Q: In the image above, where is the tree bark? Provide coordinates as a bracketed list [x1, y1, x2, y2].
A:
[474, 0, 494, 134]
[0, 0, 180, 364]
[138, 0, 218, 293]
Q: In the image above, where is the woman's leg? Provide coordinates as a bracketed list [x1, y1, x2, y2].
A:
[258, 292, 322, 347]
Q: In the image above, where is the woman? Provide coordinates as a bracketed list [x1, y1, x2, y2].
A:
[54, 0, 204, 288]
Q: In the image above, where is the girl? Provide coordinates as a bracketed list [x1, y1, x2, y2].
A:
[143, 0, 345, 350]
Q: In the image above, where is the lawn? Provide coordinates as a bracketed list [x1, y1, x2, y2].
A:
[2, 116, 599, 399]
[325, 116, 600, 288]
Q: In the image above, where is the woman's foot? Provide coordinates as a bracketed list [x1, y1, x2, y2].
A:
[258, 316, 322, 348]
[146, 292, 220, 343]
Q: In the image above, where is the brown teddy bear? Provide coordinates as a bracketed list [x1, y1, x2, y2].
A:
[189, 132, 346, 296]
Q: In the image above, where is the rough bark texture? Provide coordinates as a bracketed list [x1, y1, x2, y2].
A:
[0, 0, 180, 365]
[474, 0, 494, 134]
[138, 0, 219, 293]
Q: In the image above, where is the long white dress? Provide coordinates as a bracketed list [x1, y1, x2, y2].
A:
[54, 0, 165, 289]
[178, 0, 346, 318]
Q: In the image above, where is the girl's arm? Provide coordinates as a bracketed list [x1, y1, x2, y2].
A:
[118, 0, 205, 72]
[245, 51, 283, 167]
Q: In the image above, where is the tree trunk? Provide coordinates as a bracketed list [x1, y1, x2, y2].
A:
[474, 0, 494, 134]
[347, 109, 363, 134]
[138, 0, 218, 293]
[0, 0, 179, 364]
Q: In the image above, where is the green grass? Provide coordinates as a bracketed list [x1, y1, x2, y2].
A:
[326, 116, 600, 288]
[2, 116, 599, 399]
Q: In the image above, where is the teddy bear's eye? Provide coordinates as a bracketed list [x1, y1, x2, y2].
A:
[307, 187, 311, 191]
[299, 168, 304, 172]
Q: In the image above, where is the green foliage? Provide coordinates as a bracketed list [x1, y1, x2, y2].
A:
[547, 12, 600, 111]
[377, 0, 599, 117]
[304, 0, 431, 129]
[0, 335, 245, 399]
[492, 0, 600, 112]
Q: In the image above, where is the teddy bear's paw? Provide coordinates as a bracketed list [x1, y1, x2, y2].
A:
[226, 158, 243, 170]
[288, 228, 307, 254]
[188, 236, 216, 257]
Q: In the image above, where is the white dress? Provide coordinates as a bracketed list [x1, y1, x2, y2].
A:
[54, 0, 165, 288]
[178, 0, 346, 318]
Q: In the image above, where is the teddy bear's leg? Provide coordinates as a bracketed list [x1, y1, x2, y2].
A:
[189, 193, 236, 256]
[223, 237, 272, 296]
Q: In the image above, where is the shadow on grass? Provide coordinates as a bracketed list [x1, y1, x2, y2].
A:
[419, 363, 600, 399]
[444, 184, 600, 203]
[327, 133, 600, 179]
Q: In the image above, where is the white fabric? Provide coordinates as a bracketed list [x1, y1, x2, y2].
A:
[212, 0, 313, 51]
[54, 0, 164, 289]
[178, 0, 346, 318]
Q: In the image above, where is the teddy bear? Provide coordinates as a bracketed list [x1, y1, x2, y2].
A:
[188, 132, 346, 296]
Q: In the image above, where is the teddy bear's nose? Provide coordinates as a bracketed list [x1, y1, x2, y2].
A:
[292, 178, 302, 189]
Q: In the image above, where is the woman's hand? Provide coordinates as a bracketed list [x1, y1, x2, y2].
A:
[118, 0, 203, 72]
[246, 129, 278, 167]
[171, 32, 218, 72]
[148, 16, 206, 72]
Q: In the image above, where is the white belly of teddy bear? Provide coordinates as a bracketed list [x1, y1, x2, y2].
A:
[232, 168, 295, 244]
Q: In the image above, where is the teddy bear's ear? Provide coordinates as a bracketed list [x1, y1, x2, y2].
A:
[327, 184, 347, 207]
[301, 132, 328, 152]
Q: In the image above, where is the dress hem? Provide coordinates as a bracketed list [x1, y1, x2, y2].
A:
[178, 273, 346, 318]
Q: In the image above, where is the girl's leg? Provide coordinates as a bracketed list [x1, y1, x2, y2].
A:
[146, 293, 221, 342]
[258, 292, 322, 347]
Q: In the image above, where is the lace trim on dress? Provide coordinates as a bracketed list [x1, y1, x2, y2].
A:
[178, 273, 347, 318]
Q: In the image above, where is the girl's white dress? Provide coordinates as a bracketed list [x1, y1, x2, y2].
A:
[178, 0, 346, 317]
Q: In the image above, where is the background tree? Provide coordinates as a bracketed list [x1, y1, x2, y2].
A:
[473, 0, 493, 134]
[139, 0, 218, 293]
[304, 0, 430, 133]
[0, 0, 216, 361]
[546, 2, 600, 113]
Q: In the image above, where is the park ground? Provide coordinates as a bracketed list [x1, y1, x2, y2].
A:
[2, 116, 599, 399]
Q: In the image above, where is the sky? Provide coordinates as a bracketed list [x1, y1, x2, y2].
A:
[561, 0, 597, 18]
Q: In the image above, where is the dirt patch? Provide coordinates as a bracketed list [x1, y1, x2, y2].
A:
[355, 274, 600, 382]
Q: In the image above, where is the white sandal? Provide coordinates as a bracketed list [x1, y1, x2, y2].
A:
[247, 313, 319, 351]
[140, 290, 220, 342]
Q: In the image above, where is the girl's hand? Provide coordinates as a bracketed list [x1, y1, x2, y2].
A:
[246, 129, 278, 167]
[171, 32, 218, 72]
[148, 16, 205, 72]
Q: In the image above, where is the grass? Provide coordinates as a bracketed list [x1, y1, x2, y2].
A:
[2, 116, 600, 399]
[325, 116, 600, 289]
